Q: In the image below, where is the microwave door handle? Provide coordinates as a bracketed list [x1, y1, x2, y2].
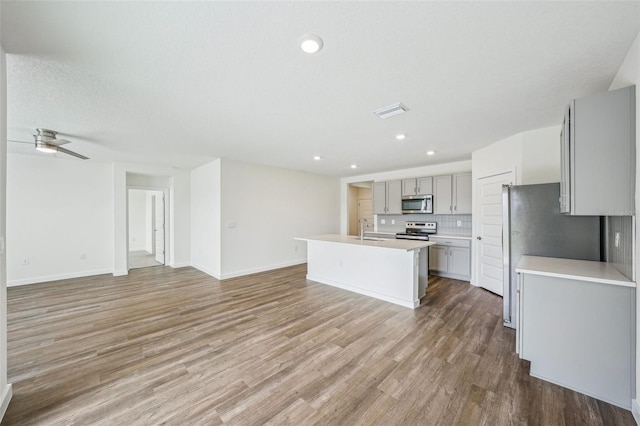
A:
[422, 198, 427, 212]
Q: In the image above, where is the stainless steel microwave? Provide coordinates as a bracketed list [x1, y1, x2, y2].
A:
[401, 195, 433, 214]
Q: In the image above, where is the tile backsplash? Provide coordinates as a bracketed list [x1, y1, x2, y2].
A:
[604, 215, 634, 280]
[377, 214, 472, 236]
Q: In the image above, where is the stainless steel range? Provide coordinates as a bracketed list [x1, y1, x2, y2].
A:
[395, 222, 436, 241]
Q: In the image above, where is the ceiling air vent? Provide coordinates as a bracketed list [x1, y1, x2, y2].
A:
[374, 102, 409, 119]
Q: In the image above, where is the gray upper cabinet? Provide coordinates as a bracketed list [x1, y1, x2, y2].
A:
[453, 173, 472, 214]
[373, 180, 402, 215]
[402, 177, 433, 196]
[434, 173, 471, 214]
[434, 175, 453, 214]
[417, 177, 433, 196]
[387, 180, 402, 214]
[401, 179, 417, 196]
[561, 85, 635, 215]
[372, 182, 387, 215]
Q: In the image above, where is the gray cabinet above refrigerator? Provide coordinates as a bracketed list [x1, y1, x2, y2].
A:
[560, 85, 635, 216]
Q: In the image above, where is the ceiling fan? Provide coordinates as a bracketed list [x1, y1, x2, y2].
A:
[8, 128, 89, 160]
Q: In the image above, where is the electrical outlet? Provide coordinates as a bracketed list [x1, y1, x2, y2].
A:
[615, 232, 620, 248]
[457, 220, 462, 227]
[381, 219, 386, 225]
[22, 257, 29, 266]
[81, 253, 87, 260]
[391, 219, 395, 225]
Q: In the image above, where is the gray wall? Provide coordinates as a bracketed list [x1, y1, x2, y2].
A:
[377, 214, 472, 236]
[604, 215, 633, 280]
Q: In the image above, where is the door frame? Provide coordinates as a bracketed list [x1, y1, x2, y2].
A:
[126, 185, 169, 271]
[472, 167, 516, 288]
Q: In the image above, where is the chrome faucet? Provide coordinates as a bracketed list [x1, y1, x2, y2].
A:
[360, 218, 368, 241]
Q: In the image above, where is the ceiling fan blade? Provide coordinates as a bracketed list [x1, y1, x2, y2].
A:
[7, 139, 32, 145]
[46, 138, 70, 146]
[56, 146, 89, 160]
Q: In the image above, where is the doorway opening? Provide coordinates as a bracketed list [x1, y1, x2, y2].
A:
[347, 181, 373, 236]
[128, 189, 166, 269]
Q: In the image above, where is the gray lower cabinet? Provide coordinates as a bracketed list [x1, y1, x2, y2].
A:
[428, 237, 471, 281]
[518, 273, 634, 409]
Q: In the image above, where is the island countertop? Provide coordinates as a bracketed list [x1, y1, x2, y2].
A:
[295, 234, 435, 251]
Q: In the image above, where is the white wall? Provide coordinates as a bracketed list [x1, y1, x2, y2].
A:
[113, 164, 190, 275]
[128, 190, 147, 251]
[0, 32, 11, 420]
[470, 126, 561, 285]
[609, 29, 640, 421]
[190, 160, 221, 278]
[340, 160, 473, 234]
[220, 159, 340, 278]
[7, 154, 113, 286]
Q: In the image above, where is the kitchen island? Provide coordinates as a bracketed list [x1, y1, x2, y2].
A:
[295, 234, 435, 309]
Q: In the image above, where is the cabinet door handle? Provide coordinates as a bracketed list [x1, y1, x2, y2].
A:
[454, 205, 457, 211]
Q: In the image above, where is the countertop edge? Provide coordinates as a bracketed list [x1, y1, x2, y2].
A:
[295, 235, 435, 252]
[515, 255, 636, 288]
[429, 235, 472, 240]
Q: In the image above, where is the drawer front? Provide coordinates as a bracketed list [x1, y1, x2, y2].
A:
[429, 237, 471, 248]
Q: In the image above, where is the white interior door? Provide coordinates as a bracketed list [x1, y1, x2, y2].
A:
[476, 171, 513, 295]
[154, 194, 165, 265]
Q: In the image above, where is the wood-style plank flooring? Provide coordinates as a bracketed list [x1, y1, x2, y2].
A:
[3, 265, 635, 425]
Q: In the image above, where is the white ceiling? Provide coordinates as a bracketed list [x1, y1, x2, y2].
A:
[3, 2, 639, 176]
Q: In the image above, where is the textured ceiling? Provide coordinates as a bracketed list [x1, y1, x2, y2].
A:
[3, 2, 640, 176]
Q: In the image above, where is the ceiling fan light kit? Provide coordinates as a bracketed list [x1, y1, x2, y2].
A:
[25, 128, 89, 159]
[35, 142, 57, 153]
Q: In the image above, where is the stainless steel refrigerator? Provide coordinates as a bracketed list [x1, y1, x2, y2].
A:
[502, 183, 601, 329]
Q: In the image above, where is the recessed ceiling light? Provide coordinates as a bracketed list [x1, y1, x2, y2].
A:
[426, 150, 436, 156]
[313, 155, 322, 160]
[300, 34, 323, 54]
[350, 164, 358, 169]
[396, 134, 406, 140]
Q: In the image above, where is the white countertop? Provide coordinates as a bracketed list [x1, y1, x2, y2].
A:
[516, 255, 635, 288]
[296, 234, 435, 251]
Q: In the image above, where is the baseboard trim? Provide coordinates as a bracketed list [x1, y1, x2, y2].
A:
[191, 263, 221, 280]
[632, 399, 639, 424]
[219, 259, 306, 280]
[170, 261, 191, 269]
[0, 384, 12, 421]
[306, 274, 417, 309]
[8, 269, 113, 287]
[113, 270, 128, 277]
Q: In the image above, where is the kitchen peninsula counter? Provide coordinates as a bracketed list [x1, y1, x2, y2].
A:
[296, 234, 435, 309]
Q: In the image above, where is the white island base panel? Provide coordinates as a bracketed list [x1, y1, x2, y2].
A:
[299, 236, 432, 309]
